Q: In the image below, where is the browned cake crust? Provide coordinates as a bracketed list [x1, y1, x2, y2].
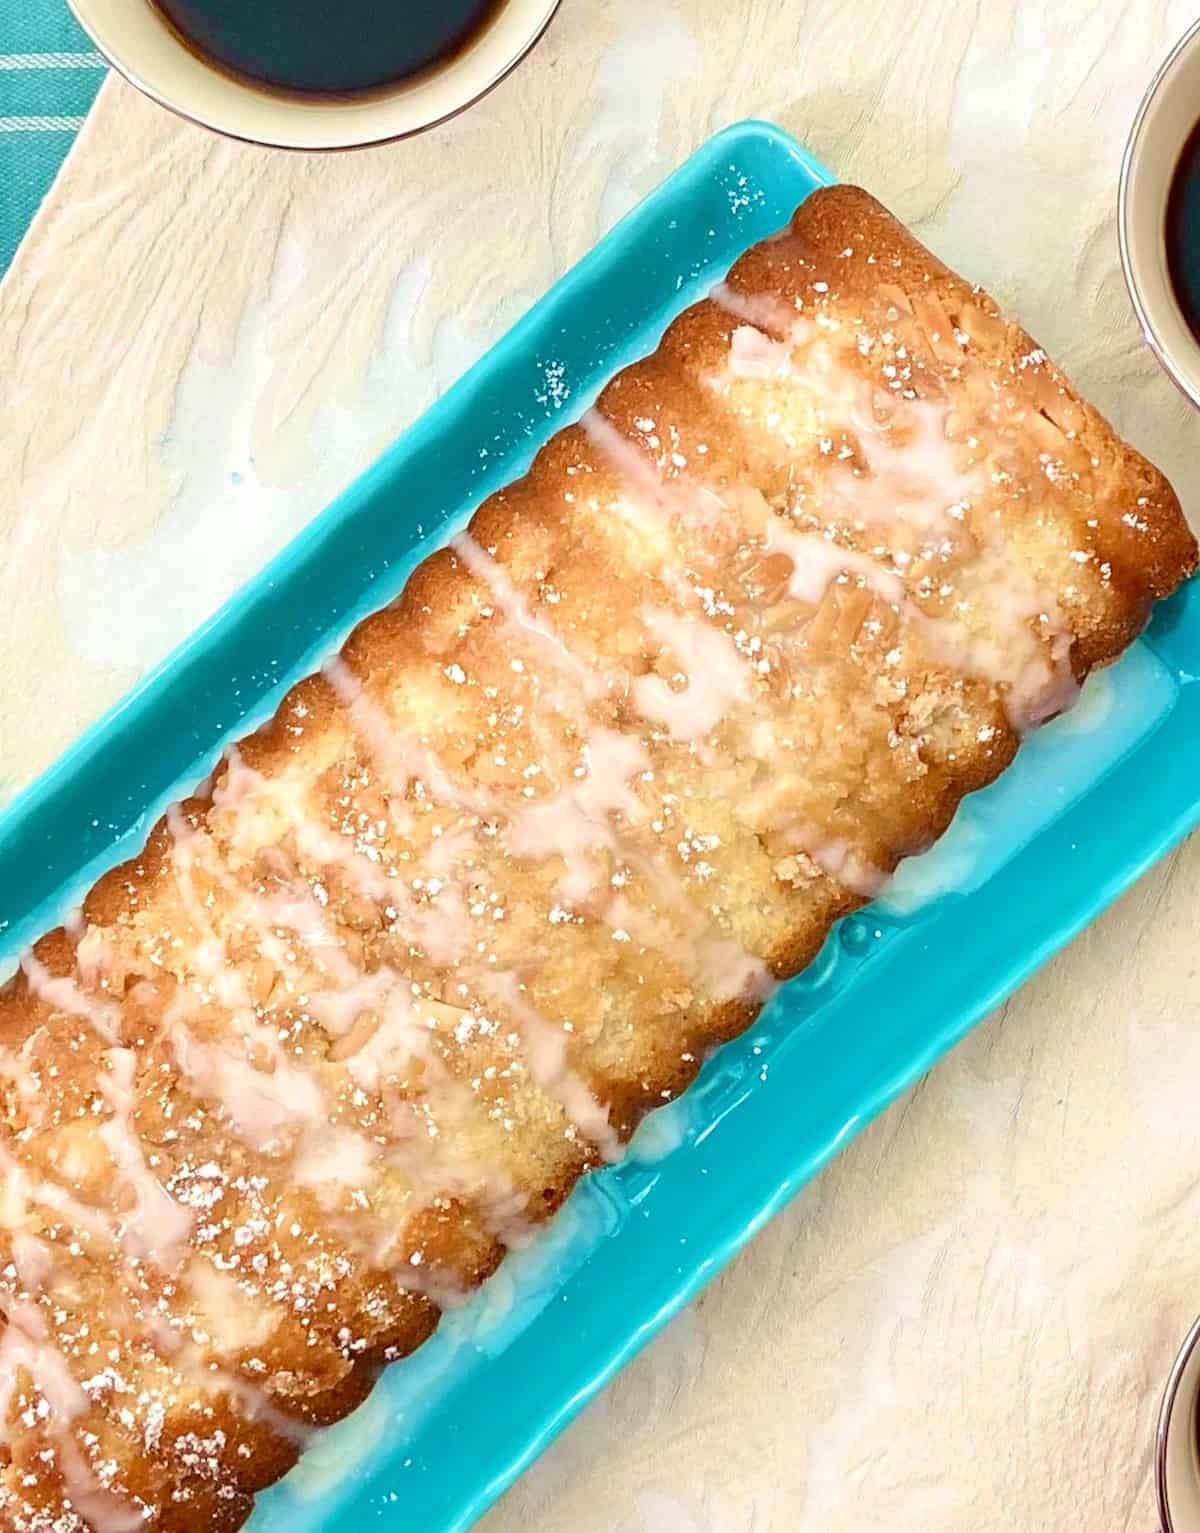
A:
[0, 185, 1192, 1531]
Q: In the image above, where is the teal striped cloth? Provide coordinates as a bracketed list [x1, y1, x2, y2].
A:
[0, 1, 107, 275]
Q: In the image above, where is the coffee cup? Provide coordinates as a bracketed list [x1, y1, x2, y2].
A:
[1120, 16, 1200, 409]
[66, 0, 560, 149]
[1157, 1315, 1200, 1532]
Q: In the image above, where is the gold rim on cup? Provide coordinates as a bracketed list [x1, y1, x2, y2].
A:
[1157, 1314, 1200, 1533]
[1118, 15, 1200, 412]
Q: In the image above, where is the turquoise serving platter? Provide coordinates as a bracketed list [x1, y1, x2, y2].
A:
[1, 120, 1198, 1533]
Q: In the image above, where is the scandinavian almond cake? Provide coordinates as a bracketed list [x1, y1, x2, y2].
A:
[0, 186, 1194, 1530]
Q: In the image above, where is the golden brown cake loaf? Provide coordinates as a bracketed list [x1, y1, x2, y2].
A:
[0, 185, 1193, 1530]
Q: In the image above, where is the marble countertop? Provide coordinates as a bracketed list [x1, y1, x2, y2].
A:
[3, 1, 1200, 1527]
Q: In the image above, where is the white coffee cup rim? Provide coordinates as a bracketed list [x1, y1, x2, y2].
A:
[1157, 1313, 1200, 1533]
[1119, 14, 1200, 411]
[66, 0, 560, 150]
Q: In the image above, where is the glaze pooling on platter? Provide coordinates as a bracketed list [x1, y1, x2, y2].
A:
[0, 185, 1192, 1532]
[878, 639, 1177, 917]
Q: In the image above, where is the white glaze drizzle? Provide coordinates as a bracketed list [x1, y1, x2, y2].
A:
[587, 390, 900, 896]
[164, 806, 331, 1151]
[584, 395, 895, 897]
[19, 949, 121, 1045]
[9, 1232, 51, 1293]
[709, 281, 803, 337]
[322, 656, 488, 816]
[473, 969, 623, 1163]
[321, 661, 626, 1155]
[97, 1047, 194, 1270]
[210, 757, 575, 1233]
[787, 829, 888, 899]
[766, 524, 906, 608]
[632, 606, 749, 741]
[214, 748, 466, 967]
[291, 1125, 379, 1190]
[56, 1435, 148, 1533]
[0, 1144, 113, 1248]
[0, 1149, 319, 1488]
[166, 1023, 324, 1155]
[74, 923, 126, 991]
[579, 398, 906, 942]
[450, 531, 604, 697]
[0, 1038, 44, 1116]
[210, 751, 618, 1210]
[143, 1313, 315, 1448]
[766, 518, 1076, 731]
[0, 1299, 149, 1533]
[507, 728, 649, 901]
[580, 407, 701, 608]
[717, 312, 1079, 731]
[727, 323, 798, 380]
[837, 394, 978, 533]
[167, 788, 359, 995]
[0, 1299, 87, 1426]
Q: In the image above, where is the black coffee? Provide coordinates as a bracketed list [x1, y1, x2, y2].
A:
[153, 0, 504, 97]
[1166, 117, 1200, 343]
